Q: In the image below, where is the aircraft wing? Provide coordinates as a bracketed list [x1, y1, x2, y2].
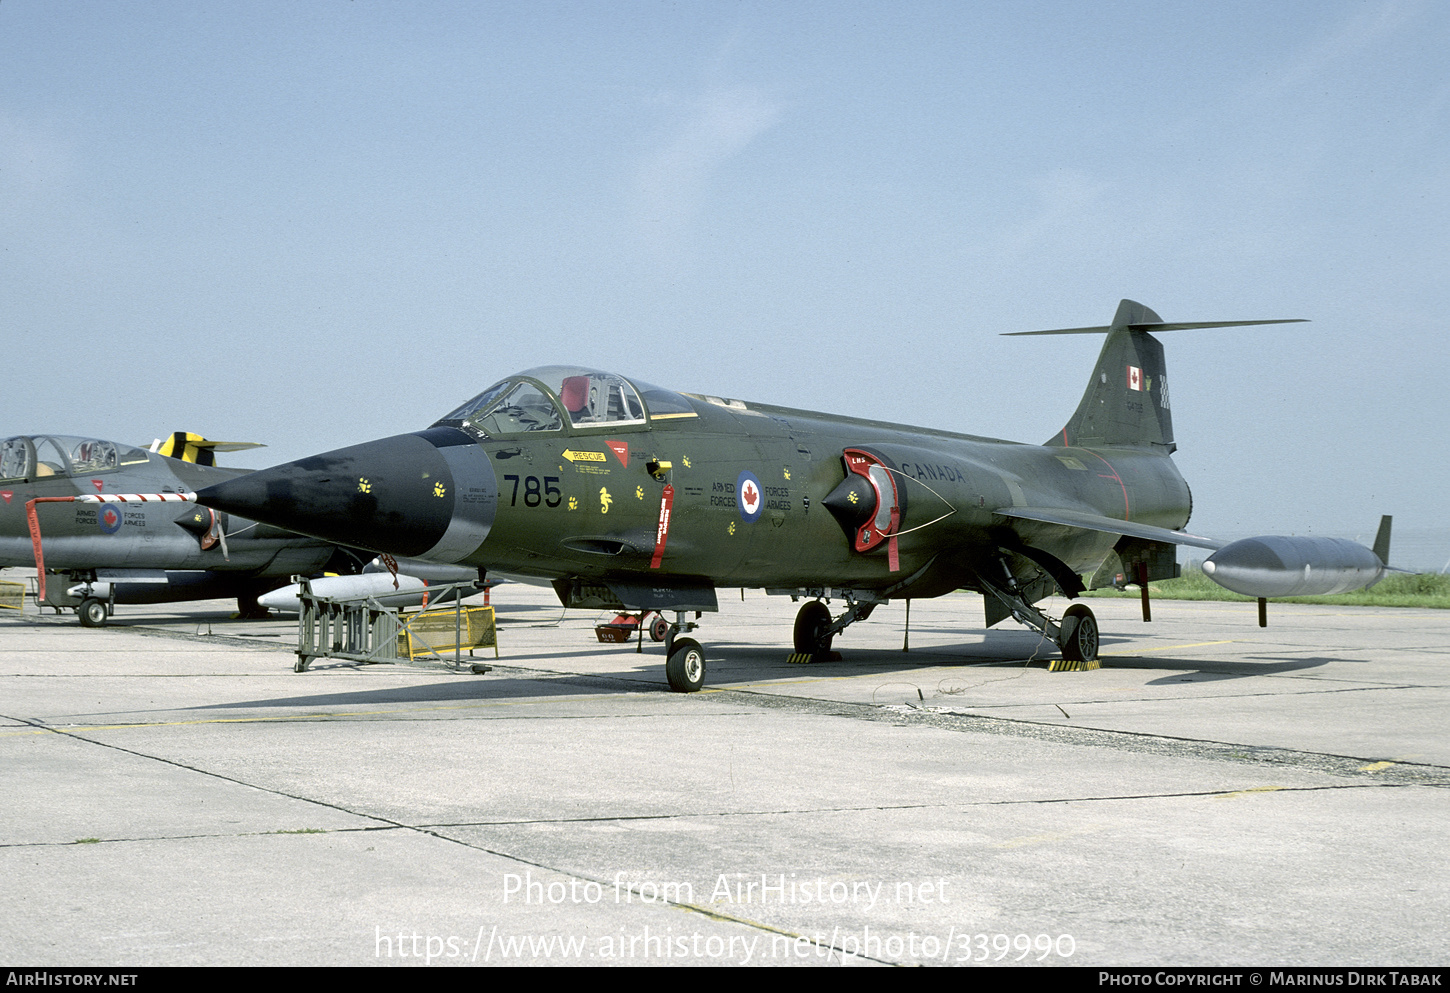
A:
[993, 507, 1225, 550]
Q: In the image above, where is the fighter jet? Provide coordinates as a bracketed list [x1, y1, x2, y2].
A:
[0, 433, 364, 625]
[196, 300, 1393, 691]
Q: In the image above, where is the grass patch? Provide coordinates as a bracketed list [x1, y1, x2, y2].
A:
[1083, 565, 1450, 609]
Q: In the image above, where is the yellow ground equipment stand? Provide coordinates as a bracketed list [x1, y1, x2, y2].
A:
[0, 579, 25, 611]
[398, 604, 498, 660]
[293, 577, 495, 674]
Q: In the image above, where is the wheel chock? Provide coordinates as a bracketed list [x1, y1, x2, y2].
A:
[785, 651, 843, 664]
[1048, 658, 1101, 672]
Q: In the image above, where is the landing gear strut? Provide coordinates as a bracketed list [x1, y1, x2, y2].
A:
[977, 563, 1100, 669]
[790, 594, 879, 660]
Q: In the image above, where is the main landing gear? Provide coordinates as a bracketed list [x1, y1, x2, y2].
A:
[1058, 603, 1099, 665]
[790, 594, 881, 661]
[789, 585, 1097, 668]
[977, 566, 1100, 670]
[656, 572, 1099, 692]
[235, 593, 271, 620]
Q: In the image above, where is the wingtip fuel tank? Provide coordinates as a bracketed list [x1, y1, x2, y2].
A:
[1202, 536, 1386, 598]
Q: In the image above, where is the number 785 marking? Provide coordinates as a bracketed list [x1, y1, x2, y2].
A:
[502, 475, 561, 508]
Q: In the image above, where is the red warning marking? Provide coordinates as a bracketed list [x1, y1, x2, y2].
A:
[0, 491, 10, 504]
[607, 440, 629, 467]
[650, 484, 675, 569]
[26, 498, 50, 601]
[92, 479, 104, 492]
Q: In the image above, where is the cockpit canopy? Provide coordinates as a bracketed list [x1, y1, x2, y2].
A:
[433, 366, 694, 437]
[0, 435, 152, 483]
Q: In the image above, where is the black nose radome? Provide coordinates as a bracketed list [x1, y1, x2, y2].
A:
[197, 427, 496, 560]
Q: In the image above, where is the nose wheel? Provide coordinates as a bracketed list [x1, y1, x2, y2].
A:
[665, 637, 706, 693]
[78, 597, 109, 628]
[663, 611, 706, 693]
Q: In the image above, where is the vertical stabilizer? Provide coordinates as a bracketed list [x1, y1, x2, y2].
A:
[1007, 301, 1306, 452]
[1372, 515, 1392, 565]
[1049, 300, 1175, 451]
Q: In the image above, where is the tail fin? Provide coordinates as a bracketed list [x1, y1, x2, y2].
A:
[1006, 299, 1307, 452]
[149, 432, 264, 467]
[1372, 515, 1392, 565]
[1041, 299, 1175, 451]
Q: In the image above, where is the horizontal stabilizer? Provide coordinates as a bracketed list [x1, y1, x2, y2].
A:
[993, 507, 1224, 550]
[1004, 318, 1307, 337]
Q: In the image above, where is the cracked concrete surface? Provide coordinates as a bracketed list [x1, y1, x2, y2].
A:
[2, 586, 1446, 965]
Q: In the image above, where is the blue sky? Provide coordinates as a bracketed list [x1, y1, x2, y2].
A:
[4, 1, 1447, 566]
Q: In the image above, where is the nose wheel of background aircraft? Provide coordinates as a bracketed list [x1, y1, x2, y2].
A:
[78, 597, 108, 628]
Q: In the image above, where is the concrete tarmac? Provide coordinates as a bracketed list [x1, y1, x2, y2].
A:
[1, 582, 1446, 967]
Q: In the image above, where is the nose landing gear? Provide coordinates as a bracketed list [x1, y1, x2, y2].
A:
[665, 637, 706, 692]
[663, 611, 706, 693]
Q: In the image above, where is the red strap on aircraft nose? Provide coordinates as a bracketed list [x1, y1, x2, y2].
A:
[650, 484, 675, 569]
[24, 499, 49, 602]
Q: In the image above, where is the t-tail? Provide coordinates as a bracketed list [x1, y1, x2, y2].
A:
[1006, 299, 1307, 453]
[149, 432, 265, 466]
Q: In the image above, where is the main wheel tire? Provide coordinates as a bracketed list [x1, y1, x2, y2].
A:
[649, 615, 670, 642]
[79, 598, 108, 628]
[793, 600, 834, 655]
[665, 638, 706, 693]
[236, 594, 269, 620]
[1059, 603, 1099, 663]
